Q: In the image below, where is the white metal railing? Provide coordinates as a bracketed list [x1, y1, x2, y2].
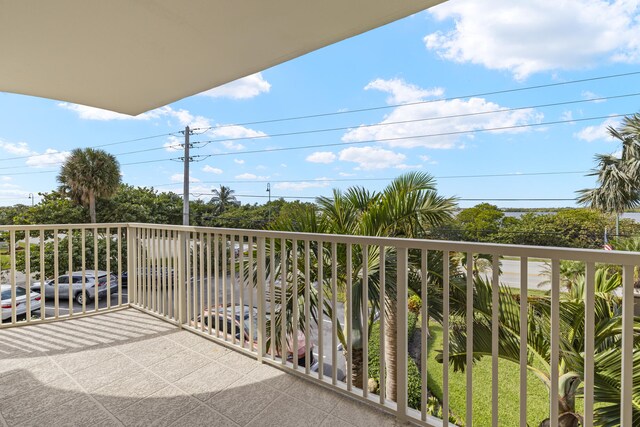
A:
[2, 222, 639, 427]
[0, 224, 128, 326]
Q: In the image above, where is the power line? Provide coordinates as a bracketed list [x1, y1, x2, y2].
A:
[0, 91, 635, 173]
[0, 131, 179, 164]
[190, 70, 640, 130]
[150, 170, 588, 188]
[189, 92, 640, 146]
[195, 113, 633, 159]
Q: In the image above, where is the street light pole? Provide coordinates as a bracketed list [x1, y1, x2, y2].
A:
[28, 193, 34, 207]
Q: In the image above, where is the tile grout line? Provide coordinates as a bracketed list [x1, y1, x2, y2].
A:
[44, 352, 124, 427]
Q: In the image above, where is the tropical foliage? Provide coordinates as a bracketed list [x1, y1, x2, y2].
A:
[440, 268, 640, 426]
[57, 148, 121, 223]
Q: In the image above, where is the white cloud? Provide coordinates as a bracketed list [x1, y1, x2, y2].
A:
[0, 176, 12, 182]
[338, 147, 411, 170]
[163, 136, 182, 152]
[58, 103, 173, 121]
[234, 159, 245, 164]
[25, 149, 70, 168]
[170, 173, 201, 183]
[236, 173, 257, 180]
[343, 78, 542, 149]
[306, 151, 337, 164]
[425, 0, 640, 80]
[581, 90, 607, 103]
[574, 117, 620, 142]
[200, 73, 271, 99]
[202, 165, 223, 174]
[274, 180, 331, 191]
[0, 140, 31, 155]
[561, 111, 574, 122]
[365, 78, 444, 104]
[338, 172, 355, 177]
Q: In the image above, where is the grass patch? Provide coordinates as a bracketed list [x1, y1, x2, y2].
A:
[426, 323, 550, 426]
[0, 253, 9, 269]
[501, 256, 549, 263]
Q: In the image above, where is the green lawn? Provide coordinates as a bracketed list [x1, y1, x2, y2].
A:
[0, 253, 9, 270]
[426, 323, 551, 426]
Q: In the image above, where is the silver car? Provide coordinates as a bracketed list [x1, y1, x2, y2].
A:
[31, 271, 118, 305]
[1, 284, 41, 321]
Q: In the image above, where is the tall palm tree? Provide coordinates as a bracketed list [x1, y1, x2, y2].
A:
[577, 114, 640, 236]
[210, 185, 238, 214]
[261, 172, 456, 400]
[57, 148, 121, 223]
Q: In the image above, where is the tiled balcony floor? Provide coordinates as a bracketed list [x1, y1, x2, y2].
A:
[0, 309, 400, 427]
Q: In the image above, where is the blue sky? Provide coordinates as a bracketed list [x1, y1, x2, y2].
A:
[2, 0, 640, 209]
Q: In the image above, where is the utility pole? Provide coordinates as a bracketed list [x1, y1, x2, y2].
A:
[28, 193, 34, 207]
[182, 126, 190, 226]
[266, 183, 271, 223]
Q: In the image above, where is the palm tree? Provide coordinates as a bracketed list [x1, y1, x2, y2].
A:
[577, 114, 640, 237]
[260, 172, 456, 400]
[57, 148, 121, 223]
[441, 269, 640, 426]
[210, 185, 238, 214]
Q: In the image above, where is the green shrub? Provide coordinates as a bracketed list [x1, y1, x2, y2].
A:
[408, 294, 422, 314]
[407, 311, 418, 340]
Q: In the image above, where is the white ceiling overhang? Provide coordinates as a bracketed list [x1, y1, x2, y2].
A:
[0, 0, 445, 116]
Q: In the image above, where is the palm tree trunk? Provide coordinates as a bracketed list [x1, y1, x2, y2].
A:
[89, 192, 96, 223]
[384, 299, 398, 402]
[349, 347, 364, 387]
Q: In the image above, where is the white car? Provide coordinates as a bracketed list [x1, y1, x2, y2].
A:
[1, 285, 41, 321]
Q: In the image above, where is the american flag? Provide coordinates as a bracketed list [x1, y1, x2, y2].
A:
[603, 228, 613, 250]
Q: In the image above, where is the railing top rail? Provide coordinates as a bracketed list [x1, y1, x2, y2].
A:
[2, 222, 638, 264]
[0, 223, 128, 231]
[127, 223, 640, 265]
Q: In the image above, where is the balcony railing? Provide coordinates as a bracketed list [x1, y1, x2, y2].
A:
[0, 222, 638, 427]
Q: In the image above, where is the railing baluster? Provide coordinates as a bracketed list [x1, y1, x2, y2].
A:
[25, 230, 31, 323]
[93, 226, 98, 312]
[584, 261, 595, 427]
[239, 234, 245, 348]
[550, 259, 560, 427]
[269, 238, 276, 360]
[9, 229, 16, 324]
[54, 228, 59, 319]
[199, 231, 205, 332]
[443, 251, 450, 427]
[362, 244, 368, 396]
[213, 233, 219, 337]
[68, 228, 73, 316]
[304, 240, 311, 375]
[257, 236, 266, 362]
[492, 255, 500, 427]
[230, 235, 236, 344]
[292, 239, 299, 370]
[118, 226, 123, 307]
[420, 249, 428, 421]
[346, 243, 352, 391]
[207, 232, 212, 336]
[106, 227, 111, 310]
[520, 256, 528, 427]
[249, 236, 255, 351]
[39, 229, 45, 321]
[317, 239, 324, 379]
[379, 245, 386, 404]
[397, 246, 408, 422]
[222, 234, 228, 340]
[186, 231, 192, 327]
[331, 241, 338, 385]
[466, 252, 473, 427]
[621, 264, 634, 426]
[280, 238, 287, 366]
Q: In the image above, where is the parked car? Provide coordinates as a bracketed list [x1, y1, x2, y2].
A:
[1, 285, 41, 321]
[199, 304, 314, 367]
[121, 267, 175, 288]
[31, 271, 118, 305]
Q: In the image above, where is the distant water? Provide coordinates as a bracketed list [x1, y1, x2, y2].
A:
[503, 211, 640, 222]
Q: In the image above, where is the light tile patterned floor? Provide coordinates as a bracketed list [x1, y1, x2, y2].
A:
[0, 309, 401, 426]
